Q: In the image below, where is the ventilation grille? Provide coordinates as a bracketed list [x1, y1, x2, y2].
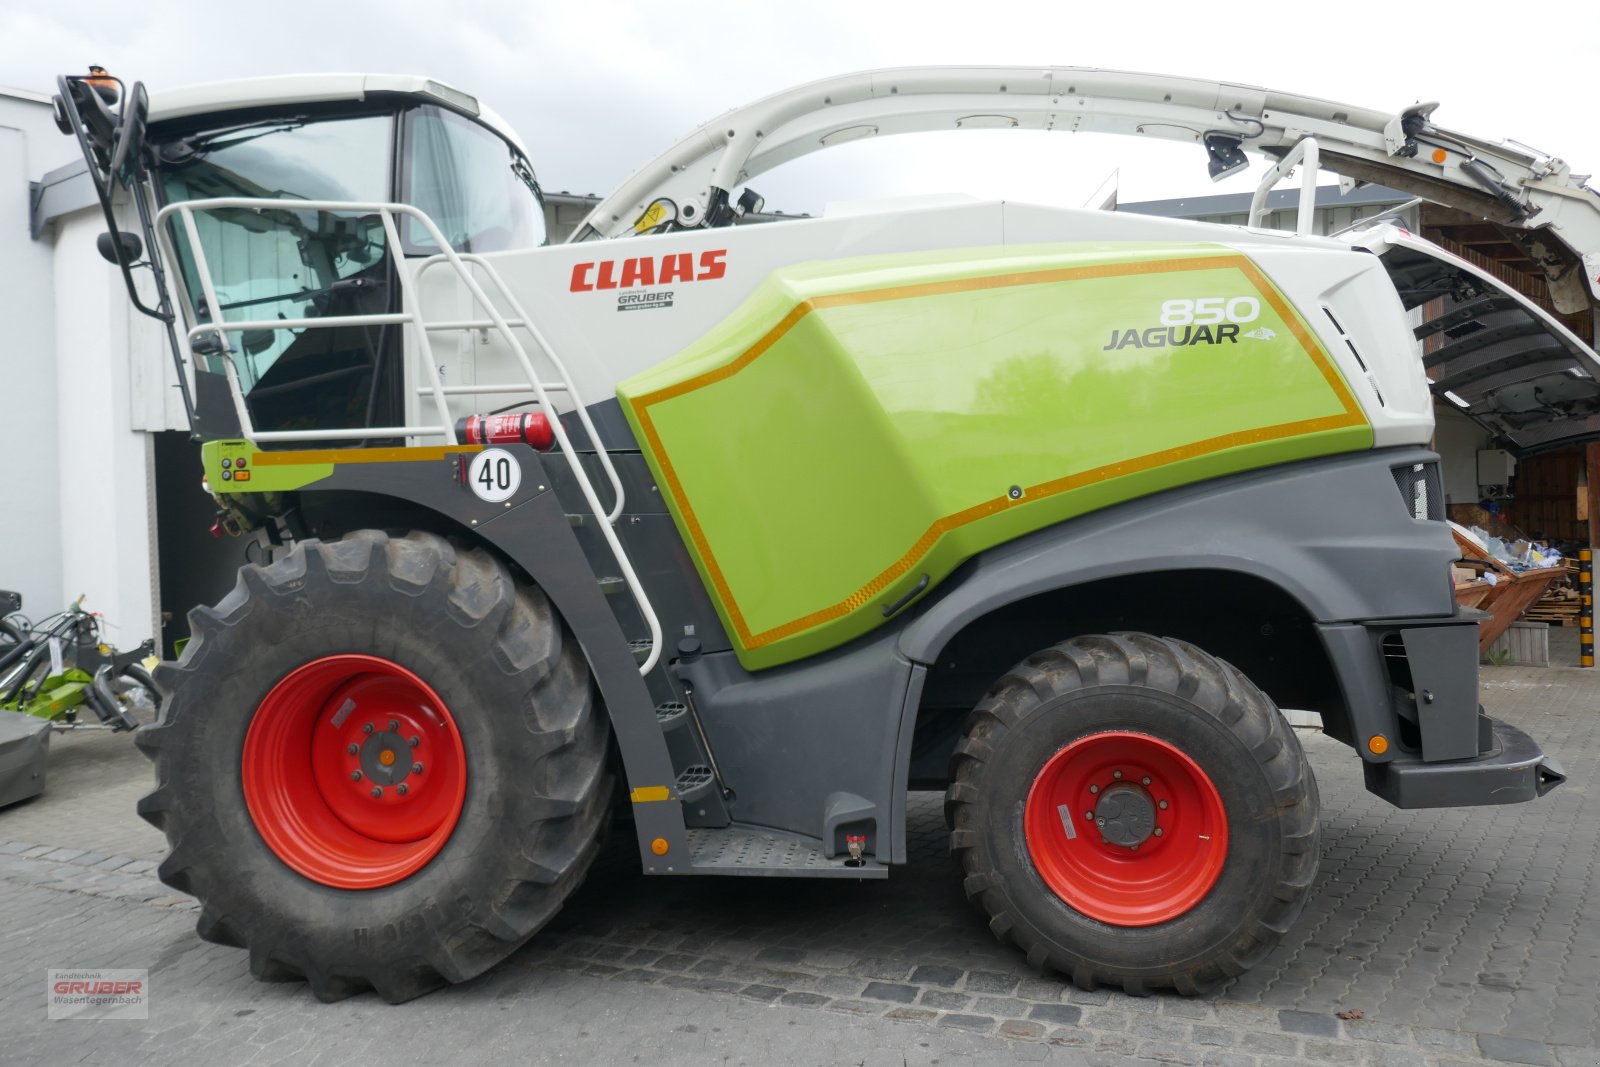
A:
[1324, 307, 1385, 406]
[1391, 461, 1444, 522]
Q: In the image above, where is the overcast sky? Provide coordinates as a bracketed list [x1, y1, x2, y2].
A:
[4, 0, 1597, 214]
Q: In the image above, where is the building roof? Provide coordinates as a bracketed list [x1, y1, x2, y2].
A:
[0, 85, 51, 104]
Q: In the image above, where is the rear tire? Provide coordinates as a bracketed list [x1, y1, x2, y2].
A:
[946, 633, 1319, 995]
[137, 530, 611, 1002]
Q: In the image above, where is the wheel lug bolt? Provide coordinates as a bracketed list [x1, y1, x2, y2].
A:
[1089, 784, 1099, 795]
[1154, 828, 1163, 837]
[351, 770, 362, 781]
[397, 784, 409, 796]
[371, 786, 383, 798]
[409, 735, 421, 748]
[1112, 770, 1122, 779]
[1084, 811, 1093, 821]
[1096, 818, 1105, 826]
[347, 743, 359, 756]
[412, 762, 424, 775]
[388, 719, 399, 732]
[362, 722, 374, 734]
[1141, 776, 1151, 786]
[1158, 800, 1169, 810]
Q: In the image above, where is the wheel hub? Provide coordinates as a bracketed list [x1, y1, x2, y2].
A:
[1023, 730, 1229, 926]
[1094, 783, 1156, 848]
[242, 655, 467, 890]
[358, 731, 414, 788]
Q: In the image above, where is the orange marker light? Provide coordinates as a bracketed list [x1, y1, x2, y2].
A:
[651, 838, 669, 856]
[1431, 148, 1448, 164]
[1368, 735, 1389, 755]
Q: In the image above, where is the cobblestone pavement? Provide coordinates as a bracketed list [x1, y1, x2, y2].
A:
[0, 664, 1595, 1066]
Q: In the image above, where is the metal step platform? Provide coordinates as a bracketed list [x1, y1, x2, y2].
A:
[685, 824, 887, 878]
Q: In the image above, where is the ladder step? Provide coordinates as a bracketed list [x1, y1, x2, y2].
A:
[630, 639, 652, 665]
[655, 702, 688, 727]
[597, 576, 626, 596]
[675, 764, 717, 802]
[566, 513, 585, 527]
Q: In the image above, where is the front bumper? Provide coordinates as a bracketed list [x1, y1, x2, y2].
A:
[1362, 714, 1566, 808]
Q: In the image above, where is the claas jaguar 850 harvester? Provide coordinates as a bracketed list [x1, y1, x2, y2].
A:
[54, 64, 1590, 1001]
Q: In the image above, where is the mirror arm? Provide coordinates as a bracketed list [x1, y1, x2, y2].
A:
[55, 74, 199, 435]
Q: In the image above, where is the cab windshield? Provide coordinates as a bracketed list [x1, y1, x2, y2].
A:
[158, 111, 394, 416]
[401, 105, 546, 254]
[154, 103, 545, 437]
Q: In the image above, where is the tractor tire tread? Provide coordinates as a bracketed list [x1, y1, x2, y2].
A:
[945, 632, 1319, 997]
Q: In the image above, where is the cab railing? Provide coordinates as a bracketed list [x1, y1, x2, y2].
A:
[154, 197, 662, 673]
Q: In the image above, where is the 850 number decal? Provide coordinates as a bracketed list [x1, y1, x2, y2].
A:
[1159, 297, 1261, 326]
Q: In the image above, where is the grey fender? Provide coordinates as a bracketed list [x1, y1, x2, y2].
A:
[896, 446, 1457, 665]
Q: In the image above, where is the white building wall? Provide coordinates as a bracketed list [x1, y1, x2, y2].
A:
[1, 88, 158, 645]
[51, 212, 159, 644]
[0, 91, 74, 627]
[1434, 406, 1494, 507]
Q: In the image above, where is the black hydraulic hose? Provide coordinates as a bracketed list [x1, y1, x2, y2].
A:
[83, 668, 120, 727]
[1458, 157, 1534, 219]
[89, 665, 139, 731]
[0, 635, 35, 675]
[4, 641, 51, 706]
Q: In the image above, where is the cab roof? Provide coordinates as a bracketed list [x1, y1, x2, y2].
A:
[146, 73, 529, 157]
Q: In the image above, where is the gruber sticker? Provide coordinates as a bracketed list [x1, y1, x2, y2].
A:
[468, 448, 521, 503]
[618, 291, 674, 312]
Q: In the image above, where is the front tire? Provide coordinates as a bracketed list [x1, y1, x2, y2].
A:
[137, 530, 611, 1002]
[946, 633, 1319, 995]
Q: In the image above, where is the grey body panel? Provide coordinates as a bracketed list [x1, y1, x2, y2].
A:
[636, 446, 1527, 859]
[897, 446, 1458, 665]
[0, 709, 50, 808]
[558, 452, 731, 656]
[674, 629, 916, 865]
[1318, 618, 1483, 764]
[1400, 625, 1484, 761]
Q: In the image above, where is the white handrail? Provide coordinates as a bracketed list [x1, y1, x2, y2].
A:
[414, 254, 627, 526]
[1248, 137, 1320, 237]
[154, 196, 661, 675]
[413, 253, 661, 673]
[414, 383, 570, 396]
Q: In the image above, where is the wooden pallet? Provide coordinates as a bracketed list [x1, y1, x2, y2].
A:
[1524, 599, 1581, 626]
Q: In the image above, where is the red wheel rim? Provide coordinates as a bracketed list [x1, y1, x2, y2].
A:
[242, 655, 467, 890]
[1024, 731, 1228, 926]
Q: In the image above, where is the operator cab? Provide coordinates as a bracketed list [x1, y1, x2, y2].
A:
[79, 73, 547, 444]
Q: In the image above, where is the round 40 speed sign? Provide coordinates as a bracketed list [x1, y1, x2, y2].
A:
[467, 448, 521, 503]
